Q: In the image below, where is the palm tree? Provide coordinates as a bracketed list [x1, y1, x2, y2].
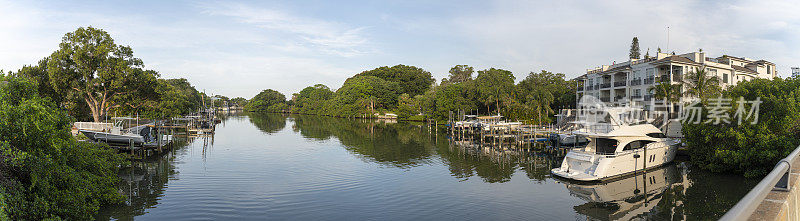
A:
[682, 67, 721, 102]
[649, 82, 681, 116]
[525, 90, 554, 125]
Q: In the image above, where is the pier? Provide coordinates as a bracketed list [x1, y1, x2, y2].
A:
[74, 113, 220, 158]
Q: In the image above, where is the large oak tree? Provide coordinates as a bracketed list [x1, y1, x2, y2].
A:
[46, 26, 156, 122]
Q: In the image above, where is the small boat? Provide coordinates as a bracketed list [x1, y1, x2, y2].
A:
[550, 123, 680, 181]
[556, 132, 589, 145]
[80, 124, 153, 145]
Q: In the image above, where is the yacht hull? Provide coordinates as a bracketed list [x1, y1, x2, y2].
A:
[80, 130, 145, 145]
[551, 141, 678, 181]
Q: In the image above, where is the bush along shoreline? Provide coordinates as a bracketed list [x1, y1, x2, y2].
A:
[683, 77, 800, 178]
[0, 76, 128, 220]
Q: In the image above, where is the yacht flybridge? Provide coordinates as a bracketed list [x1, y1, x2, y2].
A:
[551, 108, 680, 181]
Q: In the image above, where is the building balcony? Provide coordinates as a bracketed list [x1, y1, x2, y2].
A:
[600, 97, 610, 102]
[614, 81, 627, 87]
[601, 83, 611, 89]
[644, 94, 653, 101]
[630, 79, 642, 86]
[614, 96, 626, 102]
[643, 77, 655, 84]
[631, 95, 643, 99]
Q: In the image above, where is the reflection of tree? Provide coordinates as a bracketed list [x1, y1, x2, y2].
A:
[436, 143, 529, 183]
[94, 139, 189, 220]
[681, 167, 759, 220]
[292, 115, 437, 168]
[247, 112, 287, 134]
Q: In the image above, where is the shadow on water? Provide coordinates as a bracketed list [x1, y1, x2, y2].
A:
[95, 113, 760, 220]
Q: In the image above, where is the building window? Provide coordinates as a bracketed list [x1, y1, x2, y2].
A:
[723, 74, 728, 83]
[646, 68, 654, 78]
[635, 89, 641, 96]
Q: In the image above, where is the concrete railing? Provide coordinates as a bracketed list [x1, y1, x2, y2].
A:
[722, 144, 800, 220]
[74, 122, 113, 132]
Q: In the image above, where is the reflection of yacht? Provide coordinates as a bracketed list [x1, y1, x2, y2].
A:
[566, 165, 680, 220]
[551, 123, 679, 181]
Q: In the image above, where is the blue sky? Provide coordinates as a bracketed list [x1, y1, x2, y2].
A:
[2, 0, 798, 98]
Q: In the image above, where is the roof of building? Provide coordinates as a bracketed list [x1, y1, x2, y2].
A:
[753, 60, 774, 65]
[732, 65, 758, 75]
[652, 56, 701, 66]
[603, 65, 631, 74]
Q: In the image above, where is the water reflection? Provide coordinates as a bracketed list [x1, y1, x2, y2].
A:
[291, 115, 437, 168]
[247, 112, 287, 134]
[95, 113, 758, 220]
[565, 164, 683, 220]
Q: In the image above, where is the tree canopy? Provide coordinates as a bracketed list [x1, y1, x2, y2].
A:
[354, 64, 434, 97]
[475, 68, 515, 114]
[245, 89, 287, 112]
[442, 65, 474, 85]
[47, 26, 158, 122]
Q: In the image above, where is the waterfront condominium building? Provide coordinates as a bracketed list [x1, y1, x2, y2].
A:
[576, 51, 777, 111]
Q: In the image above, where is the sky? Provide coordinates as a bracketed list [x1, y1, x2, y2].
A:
[1, 0, 798, 98]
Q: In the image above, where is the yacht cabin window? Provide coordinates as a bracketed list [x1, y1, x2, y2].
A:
[594, 138, 618, 155]
[623, 140, 655, 151]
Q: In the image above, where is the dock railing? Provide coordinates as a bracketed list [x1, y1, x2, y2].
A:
[721, 144, 800, 220]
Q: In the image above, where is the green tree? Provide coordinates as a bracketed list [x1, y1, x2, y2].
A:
[354, 64, 434, 96]
[630, 37, 641, 59]
[293, 84, 334, 115]
[682, 67, 721, 102]
[649, 82, 682, 115]
[475, 68, 515, 114]
[231, 97, 248, 107]
[109, 69, 161, 117]
[442, 65, 474, 85]
[246, 89, 286, 112]
[332, 75, 397, 116]
[46, 26, 157, 122]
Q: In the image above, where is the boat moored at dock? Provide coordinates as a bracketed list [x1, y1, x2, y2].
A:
[551, 123, 679, 181]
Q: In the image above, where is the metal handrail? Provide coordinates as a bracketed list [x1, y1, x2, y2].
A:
[720, 144, 800, 220]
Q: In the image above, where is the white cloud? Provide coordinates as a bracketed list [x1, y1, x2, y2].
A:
[198, 2, 373, 57]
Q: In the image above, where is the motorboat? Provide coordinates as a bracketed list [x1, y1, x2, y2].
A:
[79, 117, 155, 145]
[550, 123, 679, 181]
[556, 132, 589, 145]
[80, 124, 153, 145]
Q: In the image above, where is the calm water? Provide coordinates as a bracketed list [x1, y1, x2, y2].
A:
[96, 113, 758, 220]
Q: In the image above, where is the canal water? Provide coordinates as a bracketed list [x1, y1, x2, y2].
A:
[96, 113, 758, 220]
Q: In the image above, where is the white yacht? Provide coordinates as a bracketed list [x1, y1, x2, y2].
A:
[551, 123, 679, 181]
